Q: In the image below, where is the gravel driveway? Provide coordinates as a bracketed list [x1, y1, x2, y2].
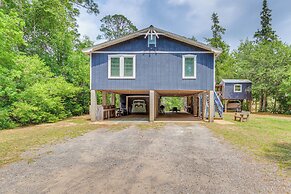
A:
[0, 123, 290, 193]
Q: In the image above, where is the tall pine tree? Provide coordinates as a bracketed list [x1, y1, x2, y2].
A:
[253, 0, 278, 111]
[206, 12, 231, 82]
[254, 0, 277, 42]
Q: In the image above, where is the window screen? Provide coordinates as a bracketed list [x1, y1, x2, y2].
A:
[124, 57, 133, 77]
[148, 36, 156, 47]
[110, 57, 120, 77]
[184, 57, 195, 77]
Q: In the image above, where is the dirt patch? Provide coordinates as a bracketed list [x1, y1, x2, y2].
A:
[214, 119, 235, 125]
[252, 112, 291, 120]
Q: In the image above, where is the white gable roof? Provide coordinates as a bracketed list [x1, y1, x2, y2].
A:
[83, 25, 222, 55]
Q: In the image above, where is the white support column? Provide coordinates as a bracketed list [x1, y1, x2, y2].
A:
[90, 90, 97, 121]
[149, 90, 155, 122]
[209, 90, 215, 122]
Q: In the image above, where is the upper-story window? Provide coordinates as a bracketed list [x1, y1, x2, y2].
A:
[234, 84, 242, 92]
[108, 55, 136, 79]
[182, 55, 196, 79]
[148, 36, 156, 47]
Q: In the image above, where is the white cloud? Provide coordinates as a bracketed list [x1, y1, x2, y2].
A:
[275, 17, 291, 44]
[76, 10, 99, 41]
[77, 0, 146, 43]
[167, 0, 241, 36]
[98, 0, 146, 27]
[76, 0, 291, 48]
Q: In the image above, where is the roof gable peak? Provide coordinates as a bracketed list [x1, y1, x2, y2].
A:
[83, 25, 222, 55]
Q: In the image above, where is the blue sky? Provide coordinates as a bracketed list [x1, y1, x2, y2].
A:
[76, 0, 291, 49]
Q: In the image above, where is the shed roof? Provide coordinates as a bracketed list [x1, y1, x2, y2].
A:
[221, 79, 252, 84]
[82, 25, 222, 55]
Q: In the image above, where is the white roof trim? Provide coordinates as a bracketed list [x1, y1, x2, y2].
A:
[221, 79, 252, 84]
[82, 26, 222, 55]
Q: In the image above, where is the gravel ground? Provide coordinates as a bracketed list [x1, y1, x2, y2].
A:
[0, 123, 290, 194]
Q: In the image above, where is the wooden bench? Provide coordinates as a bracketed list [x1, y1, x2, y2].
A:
[234, 111, 250, 122]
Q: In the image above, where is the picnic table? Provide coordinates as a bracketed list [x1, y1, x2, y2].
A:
[234, 111, 250, 122]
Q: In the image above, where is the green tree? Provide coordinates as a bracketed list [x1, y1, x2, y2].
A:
[279, 66, 291, 113]
[0, 10, 25, 66]
[98, 14, 138, 40]
[254, 0, 277, 42]
[0, 10, 25, 128]
[161, 97, 184, 111]
[0, 1, 98, 129]
[205, 12, 231, 82]
[234, 40, 291, 113]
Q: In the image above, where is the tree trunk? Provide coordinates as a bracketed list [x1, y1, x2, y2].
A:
[259, 91, 264, 112]
[261, 92, 267, 112]
[273, 98, 277, 112]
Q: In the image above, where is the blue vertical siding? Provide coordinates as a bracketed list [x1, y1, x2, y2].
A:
[222, 83, 252, 100]
[91, 35, 215, 91]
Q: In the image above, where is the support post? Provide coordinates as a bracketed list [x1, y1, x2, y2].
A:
[209, 91, 214, 122]
[155, 92, 160, 118]
[90, 90, 97, 121]
[224, 100, 228, 113]
[111, 93, 115, 106]
[248, 100, 252, 112]
[183, 96, 187, 110]
[149, 90, 155, 122]
[193, 94, 198, 117]
[202, 92, 207, 121]
[102, 91, 107, 106]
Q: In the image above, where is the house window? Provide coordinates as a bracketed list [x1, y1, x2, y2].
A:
[148, 35, 156, 47]
[234, 84, 242, 92]
[108, 55, 136, 79]
[182, 55, 196, 79]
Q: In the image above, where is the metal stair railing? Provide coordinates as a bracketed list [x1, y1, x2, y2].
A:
[214, 91, 223, 118]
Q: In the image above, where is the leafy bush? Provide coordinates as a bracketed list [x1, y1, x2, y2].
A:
[10, 77, 81, 125]
[0, 110, 16, 130]
[0, 54, 83, 128]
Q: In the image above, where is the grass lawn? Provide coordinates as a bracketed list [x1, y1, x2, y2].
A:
[0, 116, 110, 167]
[205, 113, 291, 174]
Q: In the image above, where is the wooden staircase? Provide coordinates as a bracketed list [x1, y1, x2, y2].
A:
[214, 91, 223, 118]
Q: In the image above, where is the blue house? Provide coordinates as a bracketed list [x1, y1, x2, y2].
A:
[217, 79, 252, 112]
[83, 25, 223, 122]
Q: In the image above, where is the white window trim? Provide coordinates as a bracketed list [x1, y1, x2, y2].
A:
[108, 55, 136, 79]
[234, 84, 242, 93]
[182, 55, 197, 79]
[148, 36, 156, 47]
